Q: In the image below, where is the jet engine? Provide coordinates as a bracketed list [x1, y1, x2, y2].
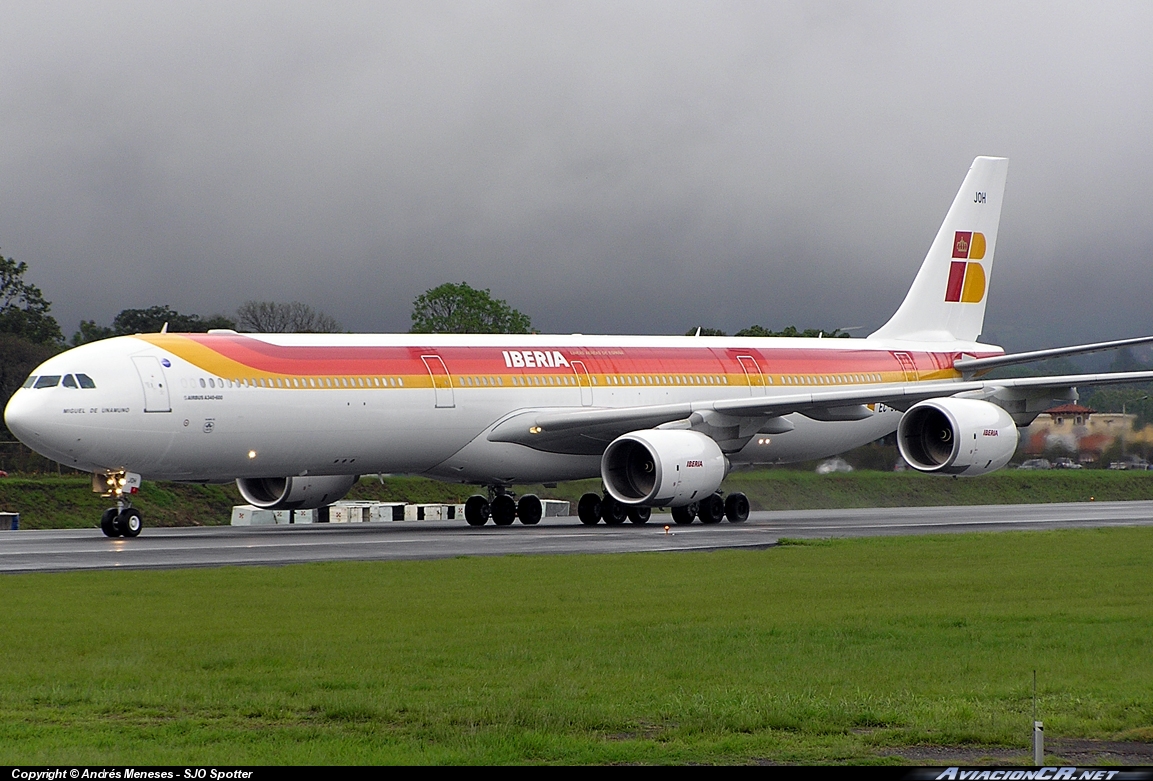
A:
[601, 430, 727, 507]
[898, 398, 1018, 476]
[236, 474, 359, 510]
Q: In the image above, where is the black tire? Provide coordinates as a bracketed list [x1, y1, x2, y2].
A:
[601, 494, 628, 526]
[577, 492, 601, 525]
[517, 494, 543, 525]
[698, 494, 725, 524]
[465, 495, 490, 526]
[491, 494, 517, 526]
[100, 507, 120, 537]
[725, 492, 750, 523]
[118, 508, 143, 537]
[627, 506, 651, 525]
[671, 504, 696, 525]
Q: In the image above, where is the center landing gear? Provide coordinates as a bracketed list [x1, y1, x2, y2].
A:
[668, 491, 751, 525]
[463, 488, 544, 526]
[576, 491, 651, 526]
[97, 471, 144, 538]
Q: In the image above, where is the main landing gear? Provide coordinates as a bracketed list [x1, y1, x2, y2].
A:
[96, 470, 144, 538]
[575, 491, 750, 526]
[463, 488, 750, 528]
[464, 488, 545, 527]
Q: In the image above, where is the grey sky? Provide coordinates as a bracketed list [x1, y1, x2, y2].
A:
[2, 1, 1151, 350]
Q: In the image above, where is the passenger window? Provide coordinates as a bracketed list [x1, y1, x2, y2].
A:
[34, 375, 61, 389]
[199, 378, 206, 388]
[63, 374, 78, 388]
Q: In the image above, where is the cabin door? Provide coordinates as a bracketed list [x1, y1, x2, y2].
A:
[132, 356, 172, 412]
[421, 355, 455, 408]
[892, 352, 919, 382]
[571, 361, 593, 406]
[736, 355, 767, 396]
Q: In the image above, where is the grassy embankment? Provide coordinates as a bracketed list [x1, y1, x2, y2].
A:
[1, 469, 1151, 528]
[1, 526, 1152, 764]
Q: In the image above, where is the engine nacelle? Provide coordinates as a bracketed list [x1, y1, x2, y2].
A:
[236, 474, 359, 510]
[601, 430, 727, 507]
[898, 398, 1018, 476]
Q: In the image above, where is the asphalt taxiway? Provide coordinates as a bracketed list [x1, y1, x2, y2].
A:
[2, 500, 1152, 574]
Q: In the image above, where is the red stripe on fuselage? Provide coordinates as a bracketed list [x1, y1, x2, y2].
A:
[180, 334, 990, 380]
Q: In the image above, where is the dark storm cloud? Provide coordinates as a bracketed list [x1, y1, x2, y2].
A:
[1, 1, 1151, 349]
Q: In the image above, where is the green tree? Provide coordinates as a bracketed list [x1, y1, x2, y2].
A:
[0, 250, 63, 345]
[71, 306, 237, 345]
[236, 301, 341, 333]
[70, 320, 115, 346]
[410, 282, 532, 334]
[111, 305, 235, 334]
[734, 325, 851, 338]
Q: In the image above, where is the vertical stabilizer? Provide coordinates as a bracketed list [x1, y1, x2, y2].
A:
[869, 157, 1008, 342]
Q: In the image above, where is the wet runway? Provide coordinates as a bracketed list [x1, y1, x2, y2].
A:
[3, 500, 1152, 574]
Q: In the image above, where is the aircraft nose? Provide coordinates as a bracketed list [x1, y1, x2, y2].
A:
[4, 390, 43, 446]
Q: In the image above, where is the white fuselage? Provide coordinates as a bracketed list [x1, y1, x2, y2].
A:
[4, 331, 993, 485]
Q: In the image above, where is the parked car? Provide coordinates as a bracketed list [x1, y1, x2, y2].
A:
[816, 457, 854, 474]
[1017, 458, 1052, 470]
[1052, 457, 1083, 470]
[1109, 457, 1151, 470]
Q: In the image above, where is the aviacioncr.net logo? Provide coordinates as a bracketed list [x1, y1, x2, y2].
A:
[945, 231, 986, 303]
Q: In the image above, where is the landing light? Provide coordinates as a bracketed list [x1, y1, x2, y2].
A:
[529, 426, 542, 435]
[248, 450, 257, 459]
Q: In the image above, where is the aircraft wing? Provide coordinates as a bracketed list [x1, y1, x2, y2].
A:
[954, 335, 1153, 376]
[487, 370, 1153, 454]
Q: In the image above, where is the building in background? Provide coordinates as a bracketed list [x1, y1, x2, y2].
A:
[1024, 404, 1152, 464]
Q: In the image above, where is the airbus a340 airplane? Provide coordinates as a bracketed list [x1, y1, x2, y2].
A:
[6, 157, 1153, 537]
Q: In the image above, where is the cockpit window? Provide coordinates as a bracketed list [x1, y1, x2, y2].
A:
[34, 375, 61, 389]
[77, 373, 96, 389]
[22, 376, 36, 388]
[62, 374, 78, 388]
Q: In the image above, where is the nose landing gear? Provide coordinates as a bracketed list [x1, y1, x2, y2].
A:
[95, 470, 144, 538]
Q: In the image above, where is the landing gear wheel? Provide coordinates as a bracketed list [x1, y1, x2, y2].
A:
[671, 503, 697, 525]
[517, 494, 543, 525]
[491, 494, 517, 526]
[627, 506, 651, 525]
[465, 495, 490, 526]
[118, 508, 143, 537]
[100, 508, 120, 537]
[601, 494, 628, 526]
[725, 492, 750, 523]
[698, 494, 725, 524]
[577, 492, 601, 525]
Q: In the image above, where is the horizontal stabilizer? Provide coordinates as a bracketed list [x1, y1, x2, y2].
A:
[955, 335, 1153, 377]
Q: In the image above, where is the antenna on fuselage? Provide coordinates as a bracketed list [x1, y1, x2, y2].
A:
[160, 322, 169, 334]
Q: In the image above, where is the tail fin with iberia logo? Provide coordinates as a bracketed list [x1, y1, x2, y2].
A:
[869, 156, 1009, 343]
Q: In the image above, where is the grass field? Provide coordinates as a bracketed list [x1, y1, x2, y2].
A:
[3, 469, 1153, 529]
[2, 526, 1152, 764]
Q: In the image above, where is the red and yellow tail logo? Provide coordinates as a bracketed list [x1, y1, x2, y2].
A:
[945, 231, 986, 303]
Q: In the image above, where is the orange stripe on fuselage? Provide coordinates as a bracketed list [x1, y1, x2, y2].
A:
[135, 333, 981, 387]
